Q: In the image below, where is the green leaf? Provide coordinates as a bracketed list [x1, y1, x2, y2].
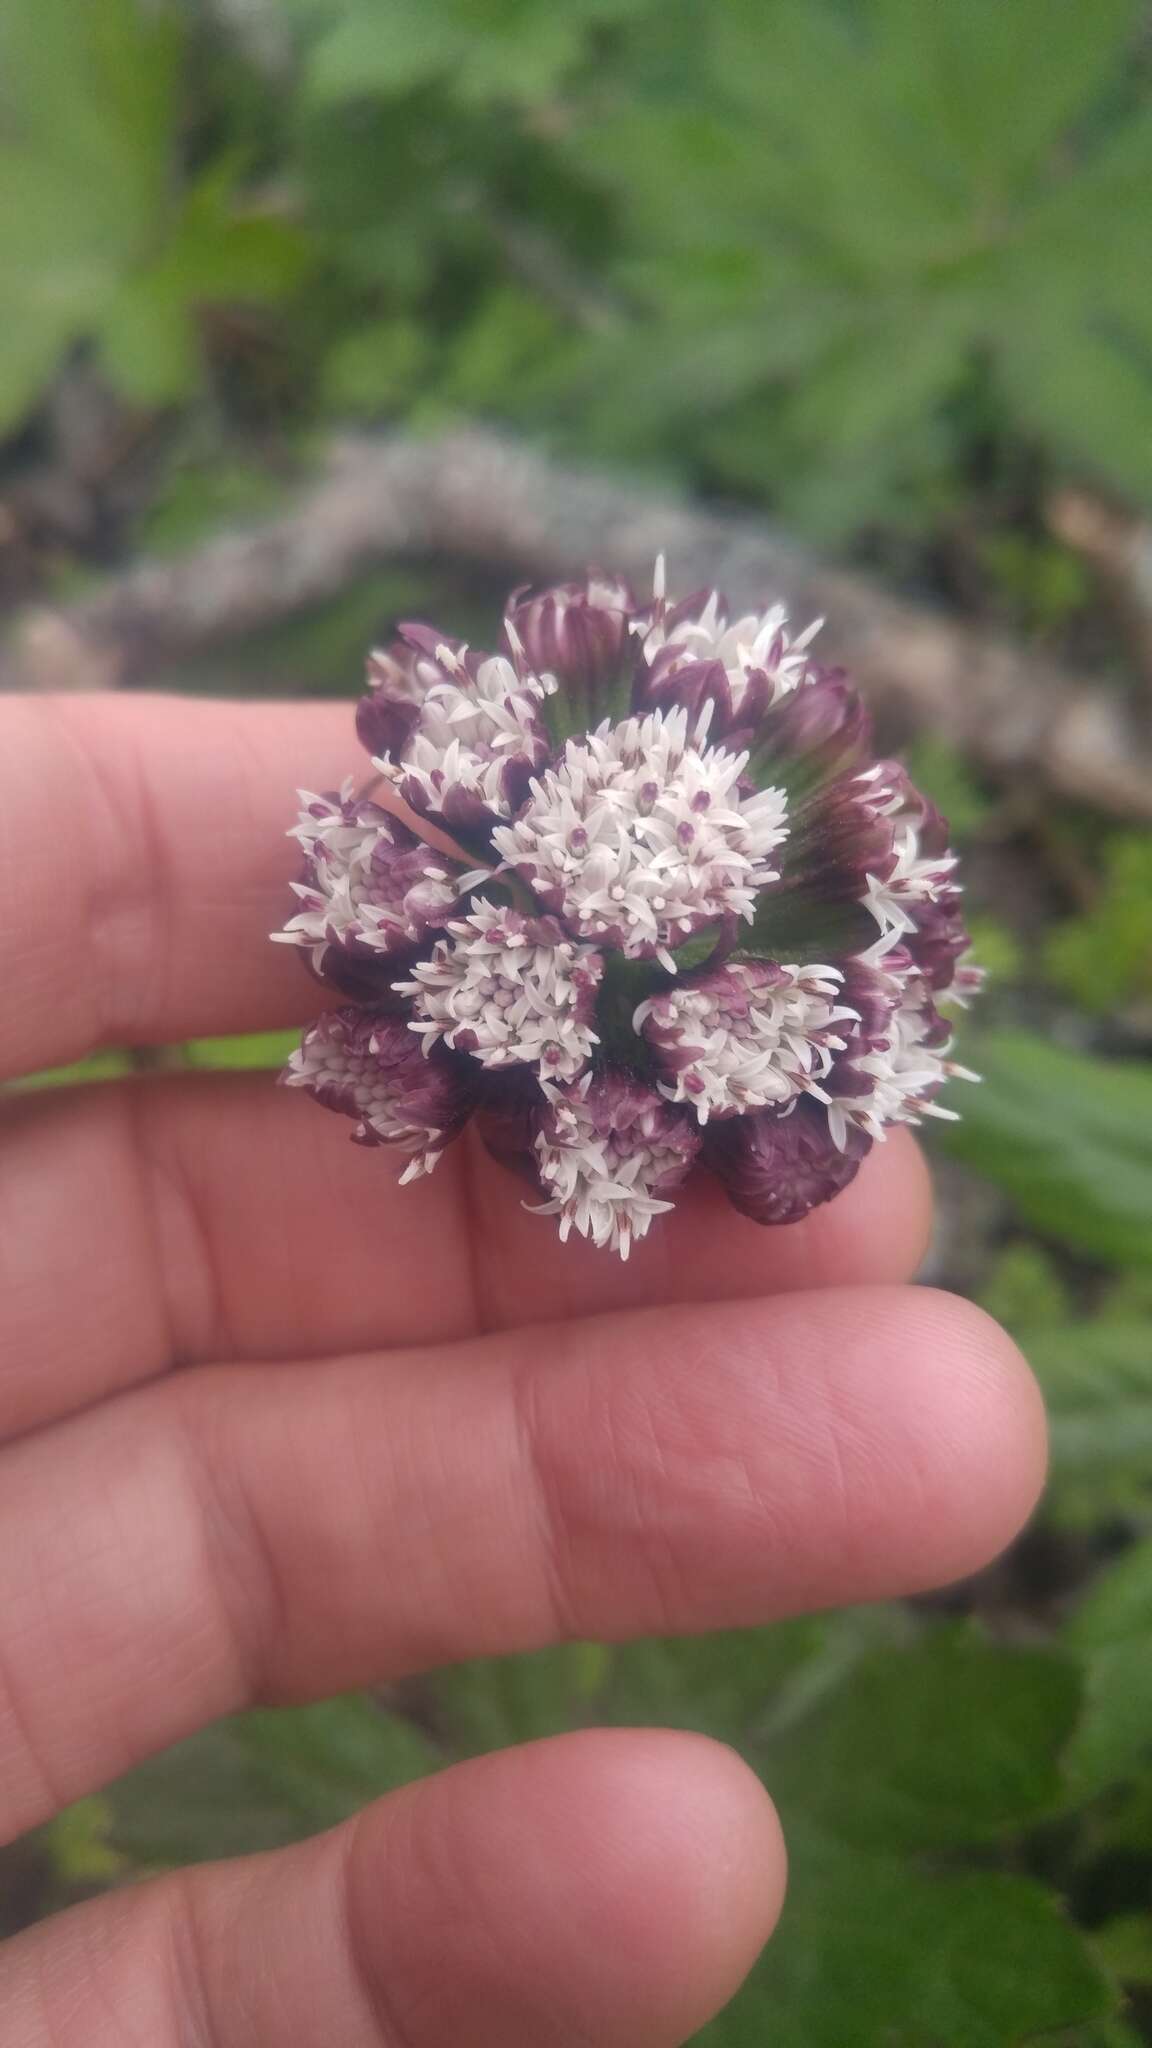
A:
[1063, 1536, 1152, 1795]
[1017, 1322, 1152, 1525]
[439, 286, 563, 408]
[139, 456, 287, 556]
[100, 157, 310, 404]
[1093, 1913, 1152, 1988]
[602, 1616, 844, 1746]
[901, 736, 989, 842]
[0, 0, 181, 428]
[1069, 1536, 1152, 1653]
[304, 0, 647, 109]
[233, 1695, 439, 1825]
[871, 0, 1138, 199]
[979, 1242, 1073, 1335]
[962, 914, 1023, 989]
[1046, 835, 1152, 1016]
[109, 1695, 438, 1867]
[322, 317, 425, 411]
[110, 1725, 311, 1866]
[430, 1644, 607, 1756]
[43, 1797, 124, 1885]
[763, 1632, 1081, 1852]
[1100, 1267, 1152, 1321]
[0, 0, 307, 427]
[937, 1035, 1152, 1268]
[703, 1834, 1115, 2047]
[777, 290, 980, 467]
[305, 8, 461, 103]
[1000, 321, 1152, 505]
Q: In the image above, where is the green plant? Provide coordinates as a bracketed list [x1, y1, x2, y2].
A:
[64, 1603, 1152, 2045]
[0, 0, 306, 432]
[1046, 835, 1152, 1017]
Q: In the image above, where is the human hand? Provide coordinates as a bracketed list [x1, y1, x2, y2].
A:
[0, 693, 1045, 2046]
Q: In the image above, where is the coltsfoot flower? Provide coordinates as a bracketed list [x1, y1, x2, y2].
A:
[283, 1009, 474, 1179]
[275, 568, 980, 1256]
[532, 1072, 701, 1258]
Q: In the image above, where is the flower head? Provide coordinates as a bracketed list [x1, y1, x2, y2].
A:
[394, 901, 602, 1083]
[277, 566, 980, 1253]
[492, 707, 787, 968]
[283, 1009, 473, 1179]
[364, 628, 552, 830]
[635, 959, 855, 1121]
[272, 784, 459, 975]
[531, 1073, 700, 1259]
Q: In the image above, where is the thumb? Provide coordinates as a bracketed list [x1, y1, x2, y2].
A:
[2, 1729, 784, 2047]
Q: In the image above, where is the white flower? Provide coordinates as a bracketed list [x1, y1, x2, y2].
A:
[271, 784, 458, 967]
[395, 901, 602, 1082]
[374, 646, 553, 820]
[850, 765, 958, 941]
[641, 580, 824, 718]
[827, 968, 978, 1148]
[531, 1075, 700, 1260]
[636, 960, 857, 1122]
[492, 706, 788, 969]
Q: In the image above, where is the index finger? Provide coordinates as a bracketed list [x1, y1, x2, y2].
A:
[0, 692, 361, 1080]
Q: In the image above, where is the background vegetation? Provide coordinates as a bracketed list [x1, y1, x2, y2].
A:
[3, 1, 1152, 2040]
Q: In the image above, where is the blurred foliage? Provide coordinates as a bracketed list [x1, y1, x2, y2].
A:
[0, 0, 306, 426]
[5, 2, 1152, 2042]
[1047, 836, 1152, 1017]
[2, 0, 1152, 543]
[940, 1035, 1152, 1268]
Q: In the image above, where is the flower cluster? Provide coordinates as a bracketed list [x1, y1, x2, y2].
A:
[275, 569, 979, 1255]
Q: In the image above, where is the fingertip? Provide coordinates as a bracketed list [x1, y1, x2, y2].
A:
[897, 1287, 1048, 1584]
[351, 1728, 785, 2048]
[546, 1728, 787, 2025]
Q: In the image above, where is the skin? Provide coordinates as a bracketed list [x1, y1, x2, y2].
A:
[0, 694, 1047, 2047]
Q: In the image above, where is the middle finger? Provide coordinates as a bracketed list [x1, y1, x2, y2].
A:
[0, 1283, 1040, 1843]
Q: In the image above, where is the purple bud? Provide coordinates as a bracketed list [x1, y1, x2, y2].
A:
[751, 670, 873, 782]
[781, 771, 898, 901]
[638, 653, 742, 733]
[506, 572, 637, 720]
[283, 1009, 475, 1174]
[361, 629, 550, 832]
[905, 891, 971, 993]
[705, 1097, 870, 1225]
[357, 636, 444, 761]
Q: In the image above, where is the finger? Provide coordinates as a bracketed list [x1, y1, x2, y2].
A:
[0, 1070, 930, 1435]
[0, 693, 361, 1080]
[0, 1287, 1042, 1838]
[0, 1729, 783, 2048]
